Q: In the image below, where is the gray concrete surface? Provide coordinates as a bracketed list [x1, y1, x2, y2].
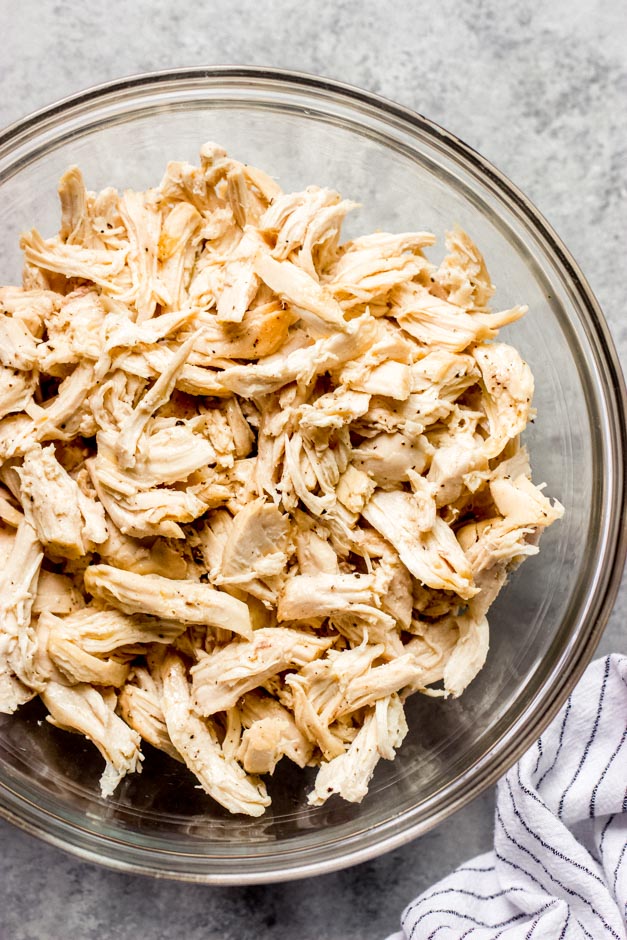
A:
[0, 1, 625, 937]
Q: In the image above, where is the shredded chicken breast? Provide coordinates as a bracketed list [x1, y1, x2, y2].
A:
[0, 144, 563, 814]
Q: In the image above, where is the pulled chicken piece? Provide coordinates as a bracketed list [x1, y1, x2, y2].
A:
[41, 680, 142, 797]
[191, 628, 333, 716]
[161, 653, 270, 816]
[84, 565, 253, 639]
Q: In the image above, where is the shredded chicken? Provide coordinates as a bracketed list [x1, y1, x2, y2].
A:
[161, 653, 270, 816]
[0, 144, 563, 813]
[42, 680, 143, 797]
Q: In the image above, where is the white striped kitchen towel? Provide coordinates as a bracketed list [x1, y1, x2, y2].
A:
[387, 654, 627, 939]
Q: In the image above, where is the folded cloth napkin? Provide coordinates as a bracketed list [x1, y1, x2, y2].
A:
[387, 655, 627, 940]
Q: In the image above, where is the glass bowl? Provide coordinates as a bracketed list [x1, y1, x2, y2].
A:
[0, 67, 624, 884]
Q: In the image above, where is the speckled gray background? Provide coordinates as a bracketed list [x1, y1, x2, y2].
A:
[1, 1, 625, 938]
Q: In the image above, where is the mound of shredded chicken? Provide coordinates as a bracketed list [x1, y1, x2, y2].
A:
[0, 143, 563, 815]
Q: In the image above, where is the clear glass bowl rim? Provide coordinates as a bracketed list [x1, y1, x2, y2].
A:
[0, 65, 625, 884]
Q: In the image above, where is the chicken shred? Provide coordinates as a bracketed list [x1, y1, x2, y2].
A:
[0, 143, 562, 813]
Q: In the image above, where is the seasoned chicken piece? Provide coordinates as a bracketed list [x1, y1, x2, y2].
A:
[458, 455, 564, 576]
[305, 426, 351, 492]
[41, 680, 142, 796]
[90, 187, 126, 248]
[0, 520, 43, 712]
[0, 459, 21, 499]
[335, 465, 376, 515]
[0, 286, 59, 336]
[336, 532, 415, 636]
[98, 523, 189, 579]
[490, 463, 564, 527]
[218, 313, 377, 398]
[88, 368, 143, 434]
[213, 232, 262, 325]
[118, 189, 163, 321]
[260, 186, 355, 278]
[286, 666, 361, 760]
[235, 160, 282, 205]
[434, 227, 494, 311]
[197, 405, 237, 469]
[225, 165, 269, 228]
[427, 428, 489, 507]
[308, 694, 407, 805]
[333, 318, 414, 399]
[347, 360, 412, 400]
[235, 717, 291, 774]
[363, 490, 476, 599]
[194, 229, 262, 322]
[0, 361, 95, 461]
[51, 605, 186, 653]
[0, 313, 38, 371]
[118, 666, 182, 762]
[281, 405, 351, 513]
[223, 397, 255, 458]
[159, 158, 215, 212]
[298, 387, 370, 435]
[190, 458, 257, 515]
[89, 471, 209, 539]
[17, 444, 107, 558]
[460, 517, 535, 574]
[390, 283, 525, 352]
[234, 691, 314, 773]
[280, 431, 335, 516]
[188, 302, 294, 363]
[57, 165, 103, 248]
[20, 228, 128, 293]
[364, 486, 433, 537]
[333, 653, 419, 717]
[191, 628, 333, 716]
[332, 231, 435, 261]
[95, 424, 215, 492]
[325, 232, 435, 309]
[442, 610, 489, 697]
[286, 641, 416, 759]
[282, 665, 352, 761]
[199, 142, 236, 187]
[355, 392, 449, 441]
[102, 305, 197, 357]
[191, 508, 233, 576]
[253, 251, 348, 333]
[115, 330, 200, 469]
[410, 349, 481, 398]
[161, 654, 270, 816]
[157, 202, 202, 312]
[379, 555, 413, 631]
[0, 484, 24, 528]
[294, 522, 340, 576]
[278, 572, 381, 621]
[32, 570, 83, 615]
[261, 187, 337, 248]
[84, 565, 253, 639]
[352, 431, 431, 485]
[37, 289, 105, 373]
[0, 366, 36, 420]
[403, 619, 460, 690]
[214, 499, 290, 603]
[42, 612, 130, 688]
[37, 361, 96, 437]
[473, 343, 534, 458]
[329, 602, 403, 653]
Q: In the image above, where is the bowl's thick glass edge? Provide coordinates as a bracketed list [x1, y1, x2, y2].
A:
[0, 66, 625, 883]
